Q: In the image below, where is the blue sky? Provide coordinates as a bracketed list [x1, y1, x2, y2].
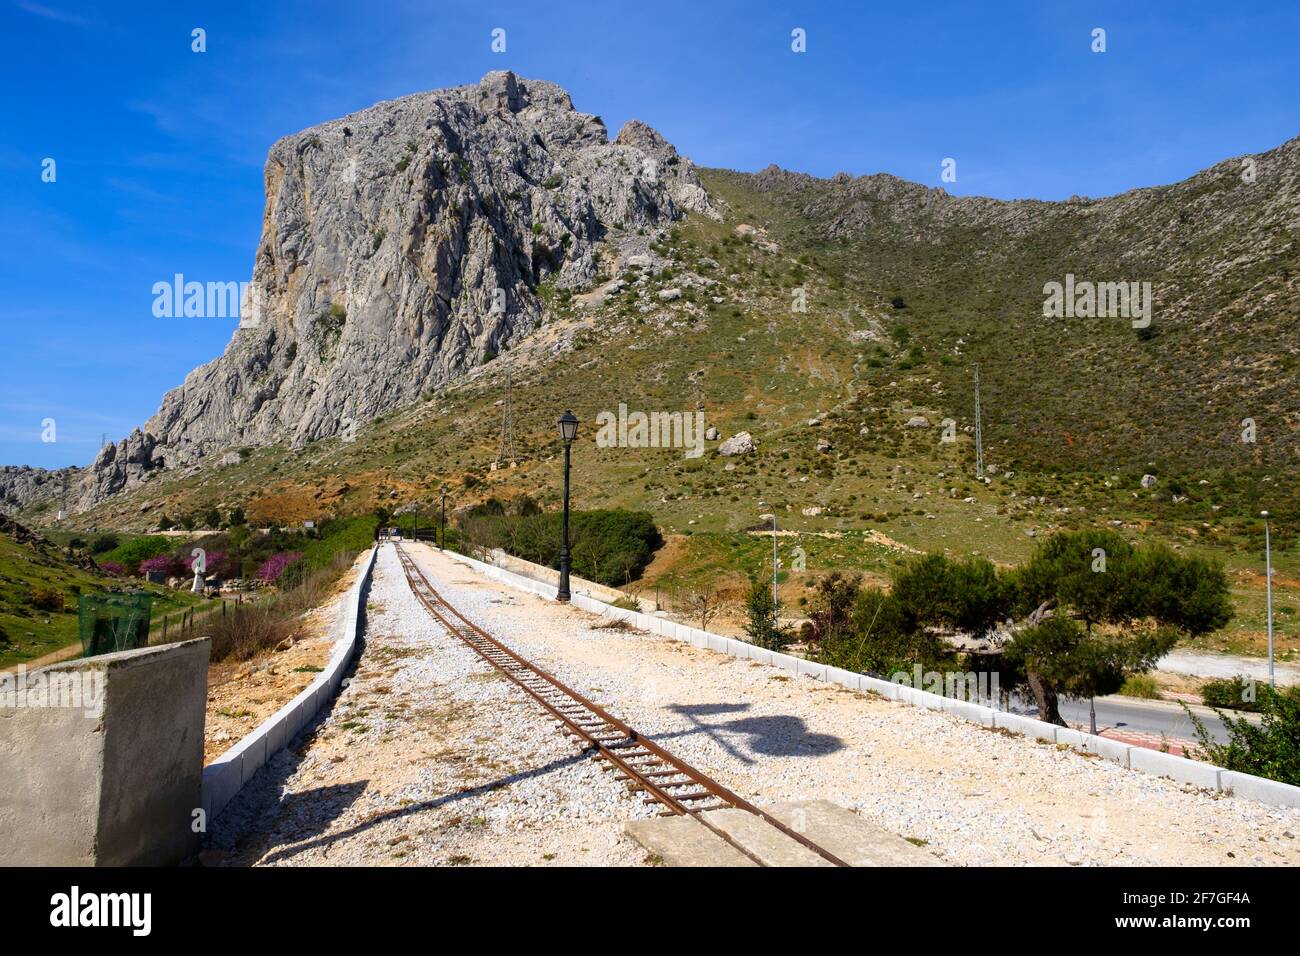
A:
[2, 0, 1297, 469]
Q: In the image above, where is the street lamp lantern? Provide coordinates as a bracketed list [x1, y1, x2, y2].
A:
[558, 409, 579, 444]
[1262, 510, 1275, 687]
[557, 411, 579, 602]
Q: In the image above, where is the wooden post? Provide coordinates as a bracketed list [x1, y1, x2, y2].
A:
[162, 615, 168, 641]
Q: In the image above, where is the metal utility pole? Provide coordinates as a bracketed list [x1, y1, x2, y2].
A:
[974, 364, 984, 480]
[496, 369, 517, 469]
[557, 411, 578, 602]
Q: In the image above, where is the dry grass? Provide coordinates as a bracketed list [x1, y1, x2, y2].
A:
[202, 552, 356, 663]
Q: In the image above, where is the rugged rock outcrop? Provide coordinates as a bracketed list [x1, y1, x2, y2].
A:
[0, 465, 79, 517]
[58, 71, 716, 510]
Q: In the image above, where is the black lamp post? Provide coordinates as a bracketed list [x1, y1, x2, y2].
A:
[439, 484, 448, 551]
[557, 410, 579, 602]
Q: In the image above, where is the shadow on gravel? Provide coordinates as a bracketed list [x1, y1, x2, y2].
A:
[200, 559, 377, 865]
[662, 703, 843, 764]
[255, 749, 592, 865]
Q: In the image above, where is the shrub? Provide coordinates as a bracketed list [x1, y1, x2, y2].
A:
[90, 534, 120, 554]
[29, 585, 64, 613]
[1188, 685, 1300, 786]
[1199, 675, 1293, 713]
[104, 536, 174, 573]
[201, 551, 354, 663]
[257, 552, 303, 585]
[97, 561, 126, 576]
[818, 584, 948, 676]
[1119, 673, 1162, 699]
[459, 509, 662, 587]
[892, 553, 1012, 638]
[743, 577, 788, 650]
[139, 553, 185, 577]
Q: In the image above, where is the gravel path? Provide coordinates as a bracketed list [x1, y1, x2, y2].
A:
[208, 542, 1300, 867]
[399, 544, 1300, 868]
[205, 544, 649, 866]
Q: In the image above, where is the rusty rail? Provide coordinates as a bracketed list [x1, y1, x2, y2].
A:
[393, 542, 849, 867]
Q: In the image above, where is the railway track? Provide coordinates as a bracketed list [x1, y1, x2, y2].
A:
[393, 542, 850, 867]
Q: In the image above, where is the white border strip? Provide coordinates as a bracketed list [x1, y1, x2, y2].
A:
[439, 546, 1300, 809]
[200, 546, 377, 821]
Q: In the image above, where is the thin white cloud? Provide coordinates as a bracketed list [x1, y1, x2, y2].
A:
[12, 1, 94, 28]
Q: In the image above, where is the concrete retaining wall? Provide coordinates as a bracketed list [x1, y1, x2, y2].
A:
[0, 637, 211, 866]
[201, 546, 376, 822]
[439, 546, 1300, 809]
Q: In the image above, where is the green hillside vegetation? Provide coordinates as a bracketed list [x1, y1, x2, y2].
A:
[33, 150, 1298, 659]
[0, 525, 208, 670]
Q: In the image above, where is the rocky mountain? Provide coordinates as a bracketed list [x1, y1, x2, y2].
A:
[59, 71, 716, 511]
[6, 73, 1297, 525]
[0, 465, 79, 518]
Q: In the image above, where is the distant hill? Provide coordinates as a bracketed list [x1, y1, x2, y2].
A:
[5, 75, 1295, 569]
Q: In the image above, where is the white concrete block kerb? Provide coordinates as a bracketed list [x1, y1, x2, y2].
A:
[441, 548, 1300, 810]
[200, 546, 378, 821]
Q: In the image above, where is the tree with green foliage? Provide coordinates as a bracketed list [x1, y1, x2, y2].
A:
[892, 553, 1013, 638]
[743, 576, 788, 650]
[818, 583, 938, 675]
[805, 572, 860, 648]
[1005, 530, 1232, 726]
[203, 507, 221, 529]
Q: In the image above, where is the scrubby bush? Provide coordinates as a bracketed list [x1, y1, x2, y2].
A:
[139, 553, 186, 577]
[257, 552, 302, 585]
[1200, 675, 1295, 713]
[201, 552, 354, 663]
[892, 553, 1014, 638]
[1189, 685, 1300, 786]
[89, 534, 119, 554]
[459, 509, 662, 587]
[29, 585, 64, 613]
[104, 536, 173, 573]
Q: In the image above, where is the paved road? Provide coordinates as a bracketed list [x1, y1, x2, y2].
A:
[1055, 696, 1258, 745]
[1158, 650, 1298, 686]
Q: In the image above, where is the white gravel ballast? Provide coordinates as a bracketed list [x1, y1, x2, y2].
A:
[399, 544, 1300, 868]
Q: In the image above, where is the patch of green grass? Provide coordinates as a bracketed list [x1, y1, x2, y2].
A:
[1118, 673, 1162, 700]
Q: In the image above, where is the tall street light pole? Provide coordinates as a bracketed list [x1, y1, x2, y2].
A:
[760, 512, 777, 609]
[1263, 510, 1275, 688]
[557, 410, 579, 603]
[439, 484, 447, 551]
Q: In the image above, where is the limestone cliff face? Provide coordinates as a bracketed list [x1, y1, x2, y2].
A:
[73, 71, 716, 509]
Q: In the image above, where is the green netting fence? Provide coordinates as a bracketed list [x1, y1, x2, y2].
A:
[77, 592, 154, 657]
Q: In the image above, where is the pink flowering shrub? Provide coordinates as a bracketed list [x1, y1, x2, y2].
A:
[186, 549, 237, 577]
[257, 552, 302, 585]
[139, 554, 185, 577]
[98, 561, 127, 577]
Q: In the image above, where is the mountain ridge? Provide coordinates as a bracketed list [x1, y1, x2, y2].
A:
[2, 75, 1296, 526]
